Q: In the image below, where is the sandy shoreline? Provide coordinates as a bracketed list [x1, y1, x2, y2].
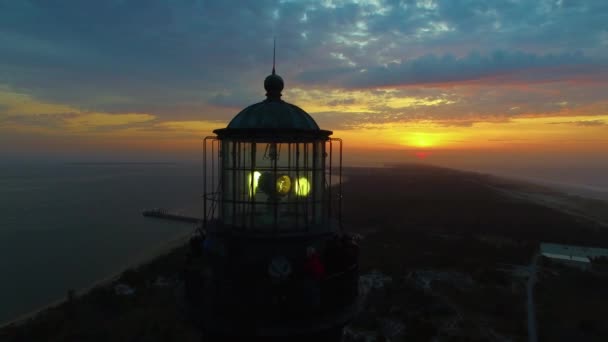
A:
[0, 229, 195, 329]
[477, 175, 608, 229]
[492, 174, 608, 201]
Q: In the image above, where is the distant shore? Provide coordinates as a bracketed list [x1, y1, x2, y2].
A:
[481, 174, 608, 229]
[490, 173, 608, 202]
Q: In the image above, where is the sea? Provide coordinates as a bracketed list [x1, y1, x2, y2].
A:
[0, 162, 202, 324]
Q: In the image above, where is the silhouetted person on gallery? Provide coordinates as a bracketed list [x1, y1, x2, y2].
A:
[304, 247, 326, 279]
[303, 246, 325, 308]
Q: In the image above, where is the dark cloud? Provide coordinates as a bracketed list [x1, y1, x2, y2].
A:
[548, 120, 606, 127]
[1, 113, 78, 128]
[309, 111, 372, 130]
[207, 90, 265, 109]
[0, 0, 607, 124]
[297, 50, 601, 87]
[487, 138, 531, 142]
[326, 98, 357, 106]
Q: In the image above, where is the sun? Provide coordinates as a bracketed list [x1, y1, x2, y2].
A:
[408, 132, 437, 148]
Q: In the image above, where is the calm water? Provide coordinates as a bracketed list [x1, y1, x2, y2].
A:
[0, 162, 202, 323]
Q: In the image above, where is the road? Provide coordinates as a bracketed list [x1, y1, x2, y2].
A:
[527, 252, 539, 342]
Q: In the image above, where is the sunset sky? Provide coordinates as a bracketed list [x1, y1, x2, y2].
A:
[1, 0, 607, 171]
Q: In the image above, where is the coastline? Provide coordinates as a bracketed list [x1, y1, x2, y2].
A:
[481, 175, 608, 229]
[4, 166, 607, 330]
[0, 228, 195, 329]
[491, 173, 608, 202]
[3, 165, 608, 341]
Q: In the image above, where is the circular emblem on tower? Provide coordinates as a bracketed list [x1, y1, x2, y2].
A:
[268, 256, 292, 279]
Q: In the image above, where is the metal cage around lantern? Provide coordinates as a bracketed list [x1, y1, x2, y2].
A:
[202, 131, 343, 235]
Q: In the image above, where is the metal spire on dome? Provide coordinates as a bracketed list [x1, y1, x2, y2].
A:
[264, 37, 284, 100]
[272, 36, 276, 75]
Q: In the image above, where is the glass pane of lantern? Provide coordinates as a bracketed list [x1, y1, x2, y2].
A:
[219, 139, 330, 233]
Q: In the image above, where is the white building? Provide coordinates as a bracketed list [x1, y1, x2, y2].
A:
[541, 242, 608, 269]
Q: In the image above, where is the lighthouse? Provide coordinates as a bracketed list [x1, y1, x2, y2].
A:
[184, 59, 359, 341]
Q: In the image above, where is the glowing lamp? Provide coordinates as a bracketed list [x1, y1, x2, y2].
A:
[258, 172, 292, 197]
[276, 174, 291, 195]
[247, 171, 262, 197]
[294, 177, 311, 196]
[248, 171, 310, 198]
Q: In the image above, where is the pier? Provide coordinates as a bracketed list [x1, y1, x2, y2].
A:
[142, 208, 202, 224]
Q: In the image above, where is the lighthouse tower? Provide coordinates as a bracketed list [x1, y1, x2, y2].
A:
[184, 61, 359, 341]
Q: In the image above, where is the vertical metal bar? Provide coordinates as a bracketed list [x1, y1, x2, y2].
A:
[203, 137, 207, 229]
[288, 142, 291, 168]
[328, 139, 333, 222]
[216, 138, 220, 219]
[295, 143, 299, 230]
[232, 141, 237, 228]
[239, 140, 244, 227]
[304, 142, 309, 231]
[273, 143, 279, 233]
[338, 138, 343, 229]
[203, 136, 220, 228]
[211, 137, 215, 219]
[216, 139, 223, 222]
[213, 139, 224, 222]
[287, 142, 298, 230]
[312, 141, 317, 227]
[250, 142, 256, 230]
